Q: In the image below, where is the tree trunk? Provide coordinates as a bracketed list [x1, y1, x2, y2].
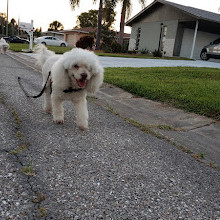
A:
[1, 17, 4, 35]
[95, 0, 103, 50]
[119, 3, 126, 46]
[12, 24, 15, 35]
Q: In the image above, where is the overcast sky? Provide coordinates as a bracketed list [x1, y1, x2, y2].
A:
[0, 0, 220, 33]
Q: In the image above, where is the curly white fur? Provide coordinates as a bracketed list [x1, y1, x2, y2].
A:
[35, 44, 104, 130]
[0, 38, 9, 54]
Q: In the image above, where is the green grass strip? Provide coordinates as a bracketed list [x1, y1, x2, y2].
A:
[104, 67, 220, 120]
[9, 43, 191, 60]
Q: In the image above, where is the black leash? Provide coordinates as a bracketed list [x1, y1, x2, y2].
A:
[18, 71, 51, 98]
[18, 71, 83, 98]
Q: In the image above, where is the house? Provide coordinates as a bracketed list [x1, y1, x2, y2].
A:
[115, 32, 131, 44]
[60, 27, 95, 47]
[126, 0, 220, 59]
[61, 27, 131, 48]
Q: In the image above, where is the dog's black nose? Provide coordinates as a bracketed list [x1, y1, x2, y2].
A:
[81, 73, 87, 79]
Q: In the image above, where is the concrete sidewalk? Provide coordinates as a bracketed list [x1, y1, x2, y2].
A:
[7, 51, 220, 168]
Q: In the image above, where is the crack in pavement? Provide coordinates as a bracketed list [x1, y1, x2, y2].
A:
[0, 92, 47, 219]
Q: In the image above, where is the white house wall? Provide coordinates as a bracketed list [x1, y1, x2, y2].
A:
[128, 4, 191, 53]
[129, 20, 178, 55]
[180, 28, 220, 59]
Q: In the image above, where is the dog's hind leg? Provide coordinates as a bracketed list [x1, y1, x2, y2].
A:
[52, 96, 64, 124]
[43, 88, 52, 114]
[72, 98, 88, 131]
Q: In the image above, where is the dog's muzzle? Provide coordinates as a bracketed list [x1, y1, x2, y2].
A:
[75, 73, 88, 88]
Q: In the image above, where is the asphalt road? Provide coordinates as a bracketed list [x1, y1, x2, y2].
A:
[0, 53, 220, 219]
[22, 52, 220, 68]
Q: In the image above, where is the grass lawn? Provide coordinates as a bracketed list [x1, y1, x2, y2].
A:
[9, 43, 72, 54]
[96, 52, 192, 60]
[104, 67, 220, 120]
[9, 43, 191, 60]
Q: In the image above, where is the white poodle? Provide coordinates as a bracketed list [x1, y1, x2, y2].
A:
[35, 45, 104, 130]
[0, 38, 9, 54]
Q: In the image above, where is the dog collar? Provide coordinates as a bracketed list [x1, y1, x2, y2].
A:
[63, 87, 83, 93]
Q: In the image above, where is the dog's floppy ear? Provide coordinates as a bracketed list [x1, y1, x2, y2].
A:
[62, 57, 71, 70]
[86, 64, 104, 94]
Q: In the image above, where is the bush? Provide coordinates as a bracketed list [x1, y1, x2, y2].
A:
[103, 47, 112, 53]
[76, 36, 94, 49]
[128, 50, 137, 54]
[121, 42, 129, 53]
[140, 48, 149, 54]
[111, 41, 122, 53]
[152, 49, 162, 57]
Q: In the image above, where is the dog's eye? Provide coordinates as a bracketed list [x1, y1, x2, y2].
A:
[74, 64, 79, 69]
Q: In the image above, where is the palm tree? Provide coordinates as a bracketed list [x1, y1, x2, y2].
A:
[118, 0, 145, 46]
[48, 20, 64, 31]
[0, 13, 6, 35]
[69, 0, 112, 50]
[10, 18, 16, 35]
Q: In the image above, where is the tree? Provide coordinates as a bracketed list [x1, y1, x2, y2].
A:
[0, 15, 19, 36]
[76, 8, 115, 29]
[48, 20, 64, 31]
[76, 10, 98, 28]
[0, 13, 6, 35]
[118, 0, 145, 45]
[103, 2, 116, 28]
[34, 27, 42, 37]
[10, 18, 16, 36]
[69, 0, 114, 50]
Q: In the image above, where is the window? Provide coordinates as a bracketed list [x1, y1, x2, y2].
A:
[135, 27, 141, 51]
[161, 26, 167, 51]
[213, 38, 220, 44]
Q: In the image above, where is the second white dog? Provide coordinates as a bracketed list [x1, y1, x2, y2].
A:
[35, 45, 104, 130]
[0, 38, 9, 54]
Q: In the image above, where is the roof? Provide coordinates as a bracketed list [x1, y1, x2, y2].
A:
[61, 27, 96, 34]
[42, 31, 64, 35]
[61, 27, 131, 39]
[115, 32, 131, 39]
[126, 0, 220, 26]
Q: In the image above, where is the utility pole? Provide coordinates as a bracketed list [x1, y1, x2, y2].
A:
[6, 0, 9, 36]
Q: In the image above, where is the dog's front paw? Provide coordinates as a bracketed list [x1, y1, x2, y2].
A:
[77, 120, 88, 131]
[44, 107, 52, 114]
[54, 119, 64, 124]
[78, 125, 88, 131]
[53, 116, 64, 124]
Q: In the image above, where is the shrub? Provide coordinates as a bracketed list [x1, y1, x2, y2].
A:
[111, 41, 122, 53]
[76, 36, 94, 49]
[128, 50, 137, 54]
[121, 42, 129, 53]
[103, 47, 112, 53]
[152, 49, 162, 57]
[140, 48, 149, 54]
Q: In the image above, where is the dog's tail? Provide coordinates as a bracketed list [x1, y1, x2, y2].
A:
[0, 38, 7, 44]
[34, 44, 55, 67]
